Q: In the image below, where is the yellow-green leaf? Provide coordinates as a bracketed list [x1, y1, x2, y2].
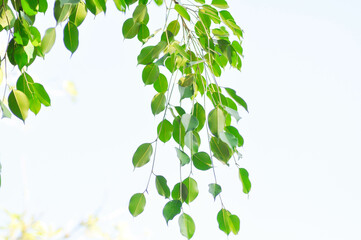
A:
[174, 4, 190, 21]
[132, 143, 153, 168]
[8, 90, 30, 122]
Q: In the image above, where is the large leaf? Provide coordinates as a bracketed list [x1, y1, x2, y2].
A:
[184, 131, 200, 154]
[178, 213, 195, 239]
[8, 90, 30, 122]
[132, 143, 153, 168]
[217, 209, 240, 235]
[153, 73, 168, 93]
[137, 24, 150, 43]
[167, 20, 180, 36]
[182, 177, 198, 204]
[239, 168, 251, 194]
[54, 0, 73, 23]
[208, 183, 222, 200]
[151, 93, 166, 115]
[63, 22, 79, 54]
[133, 4, 147, 22]
[172, 182, 188, 202]
[208, 107, 225, 137]
[142, 63, 159, 85]
[69, 2, 87, 26]
[210, 137, 232, 164]
[174, 4, 190, 21]
[157, 119, 173, 143]
[122, 18, 140, 39]
[192, 152, 212, 171]
[21, 0, 38, 16]
[41, 28, 56, 54]
[155, 175, 170, 198]
[129, 193, 146, 217]
[163, 200, 182, 224]
[225, 88, 248, 112]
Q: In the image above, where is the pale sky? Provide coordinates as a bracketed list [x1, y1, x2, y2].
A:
[1, 0, 361, 239]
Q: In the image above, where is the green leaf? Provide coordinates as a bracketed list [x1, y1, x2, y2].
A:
[192, 103, 205, 132]
[208, 183, 222, 200]
[133, 4, 147, 22]
[224, 88, 248, 112]
[211, 0, 229, 9]
[129, 193, 146, 217]
[208, 107, 225, 137]
[151, 93, 166, 115]
[113, 0, 127, 11]
[179, 85, 194, 100]
[175, 148, 190, 166]
[219, 132, 238, 149]
[172, 182, 188, 202]
[85, 0, 106, 15]
[33, 83, 51, 106]
[16, 73, 34, 100]
[173, 116, 185, 147]
[232, 41, 243, 55]
[54, 0, 73, 23]
[0, 6, 15, 29]
[137, 42, 166, 65]
[8, 90, 30, 122]
[217, 209, 231, 235]
[225, 126, 244, 147]
[132, 143, 153, 168]
[122, 18, 140, 39]
[63, 22, 79, 54]
[229, 214, 240, 235]
[182, 177, 198, 204]
[21, 0, 38, 16]
[157, 119, 173, 143]
[154, 0, 163, 6]
[155, 175, 170, 198]
[174, 4, 190, 21]
[142, 63, 159, 85]
[153, 73, 168, 93]
[167, 20, 180, 36]
[41, 28, 56, 55]
[69, 1, 87, 26]
[0, 101, 12, 119]
[29, 98, 41, 115]
[239, 168, 251, 194]
[178, 213, 195, 239]
[137, 24, 150, 43]
[185, 131, 200, 153]
[210, 137, 232, 164]
[195, 0, 205, 3]
[192, 152, 212, 171]
[174, 106, 185, 116]
[201, 5, 221, 24]
[178, 74, 195, 87]
[163, 200, 182, 224]
[181, 114, 199, 132]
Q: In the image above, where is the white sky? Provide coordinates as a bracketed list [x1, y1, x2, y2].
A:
[1, 0, 361, 239]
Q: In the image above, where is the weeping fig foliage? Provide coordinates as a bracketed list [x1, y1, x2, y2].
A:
[0, 0, 251, 238]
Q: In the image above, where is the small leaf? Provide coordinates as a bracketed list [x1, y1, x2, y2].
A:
[182, 177, 198, 204]
[29, 98, 41, 115]
[0, 101, 12, 119]
[41, 28, 56, 54]
[181, 114, 199, 132]
[229, 214, 240, 235]
[154, 0, 163, 6]
[210, 137, 232, 164]
[173, 116, 185, 147]
[219, 131, 238, 149]
[178, 213, 195, 239]
[129, 193, 146, 217]
[239, 168, 251, 194]
[157, 119, 173, 143]
[167, 20, 180, 36]
[69, 1, 87, 26]
[154, 73, 168, 93]
[63, 22, 79, 54]
[151, 93, 166, 115]
[132, 143, 153, 168]
[142, 63, 159, 85]
[172, 182, 188, 202]
[122, 18, 140, 39]
[232, 41, 243, 55]
[225, 126, 244, 147]
[174, 4, 190, 21]
[155, 175, 170, 198]
[21, 0, 38, 16]
[184, 131, 200, 154]
[178, 74, 195, 87]
[217, 208, 231, 235]
[8, 90, 30, 122]
[54, 0, 73, 23]
[208, 183, 222, 200]
[137, 24, 150, 43]
[192, 152, 212, 171]
[133, 4, 147, 22]
[163, 200, 182, 224]
[192, 103, 205, 132]
[33, 83, 51, 106]
[208, 107, 225, 137]
[175, 148, 190, 166]
[225, 88, 248, 112]
[211, 0, 229, 9]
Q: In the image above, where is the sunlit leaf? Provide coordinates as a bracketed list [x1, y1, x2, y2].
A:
[163, 200, 182, 224]
[211, 0, 229, 9]
[174, 4, 190, 21]
[41, 28, 56, 55]
[239, 168, 251, 194]
[172, 182, 188, 202]
[8, 90, 30, 122]
[154, 73, 168, 93]
[173, 116, 185, 147]
[33, 83, 51, 106]
[178, 213, 195, 239]
[129, 193, 146, 217]
[208, 107, 225, 137]
[151, 93, 166, 115]
[132, 143, 153, 168]
[69, 2, 87, 26]
[21, 0, 38, 16]
[0, 101, 12, 119]
[133, 4, 147, 22]
[182, 177, 198, 204]
[122, 18, 140, 39]
[54, 0, 73, 23]
[157, 119, 173, 143]
[154, 0, 163, 6]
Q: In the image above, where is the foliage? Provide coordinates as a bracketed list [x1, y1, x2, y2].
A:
[0, 0, 252, 238]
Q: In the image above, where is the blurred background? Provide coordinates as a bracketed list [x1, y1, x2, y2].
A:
[1, 0, 361, 239]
